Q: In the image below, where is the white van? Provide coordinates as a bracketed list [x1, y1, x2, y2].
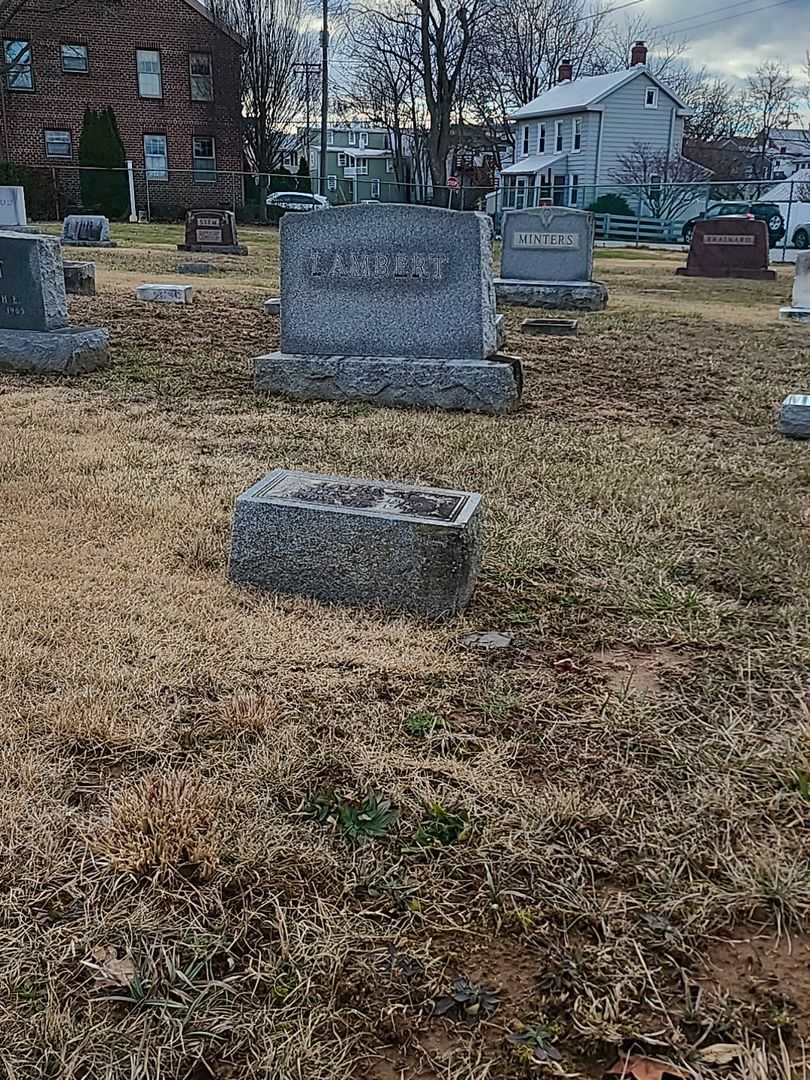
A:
[765, 169, 810, 248]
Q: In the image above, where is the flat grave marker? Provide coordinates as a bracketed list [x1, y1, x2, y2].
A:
[136, 283, 193, 304]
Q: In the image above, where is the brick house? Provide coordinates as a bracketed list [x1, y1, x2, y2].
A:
[0, 0, 244, 217]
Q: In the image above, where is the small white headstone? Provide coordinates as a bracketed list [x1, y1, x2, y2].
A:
[777, 393, 810, 439]
[0, 186, 27, 227]
[779, 251, 810, 322]
[136, 283, 193, 304]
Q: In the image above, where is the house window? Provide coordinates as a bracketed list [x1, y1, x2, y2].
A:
[136, 49, 162, 98]
[371, 178, 380, 197]
[385, 158, 394, 173]
[538, 124, 545, 153]
[60, 43, 88, 72]
[555, 121, 563, 153]
[327, 129, 335, 145]
[570, 174, 579, 206]
[190, 52, 213, 101]
[354, 158, 368, 175]
[645, 87, 658, 109]
[44, 129, 72, 158]
[337, 152, 347, 167]
[144, 134, 168, 180]
[650, 173, 662, 198]
[573, 118, 582, 152]
[358, 131, 369, 148]
[4, 39, 32, 90]
[552, 174, 566, 205]
[348, 130, 357, 146]
[327, 175, 337, 191]
[192, 136, 216, 182]
[522, 125, 529, 156]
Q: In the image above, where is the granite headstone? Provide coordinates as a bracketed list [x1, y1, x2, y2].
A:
[779, 251, 810, 322]
[62, 214, 115, 248]
[63, 260, 96, 296]
[676, 217, 775, 280]
[178, 209, 247, 255]
[777, 393, 810, 438]
[0, 186, 26, 228]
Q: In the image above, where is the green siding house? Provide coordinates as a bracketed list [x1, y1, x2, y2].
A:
[502, 44, 691, 212]
[308, 124, 406, 204]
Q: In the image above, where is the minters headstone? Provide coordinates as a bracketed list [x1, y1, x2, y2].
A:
[254, 203, 521, 413]
[495, 206, 607, 310]
[0, 186, 26, 228]
[779, 251, 810, 322]
[0, 233, 108, 373]
[63, 260, 95, 296]
[777, 393, 810, 438]
[676, 217, 775, 280]
[178, 209, 247, 255]
[136, 283, 193, 304]
[228, 468, 483, 617]
[62, 214, 116, 248]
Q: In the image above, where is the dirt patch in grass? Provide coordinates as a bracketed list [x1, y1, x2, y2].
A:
[591, 645, 686, 698]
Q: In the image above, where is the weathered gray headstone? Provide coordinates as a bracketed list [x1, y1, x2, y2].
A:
[136, 283, 193, 304]
[779, 252, 810, 322]
[0, 186, 26, 227]
[228, 468, 482, 617]
[63, 260, 95, 296]
[254, 203, 521, 413]
[0, 233, 108, 373]
[495, 206, 607, 310]
[777, 393, 810, 438]
[62, 214, 115, 248]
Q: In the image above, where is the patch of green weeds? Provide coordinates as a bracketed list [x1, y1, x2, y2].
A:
[308, 788, 399, 843]
[434, 976, 500, 1022]
[413, 802, 468, 848]
[404, 710, 444, 736]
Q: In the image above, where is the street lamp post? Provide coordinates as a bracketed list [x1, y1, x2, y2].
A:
[319, 0, 328, 197]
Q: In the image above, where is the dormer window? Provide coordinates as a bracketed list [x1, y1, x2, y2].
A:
[645, 87, 658, 109]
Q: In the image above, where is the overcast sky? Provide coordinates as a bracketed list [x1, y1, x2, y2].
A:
[641, 0, 806, 80]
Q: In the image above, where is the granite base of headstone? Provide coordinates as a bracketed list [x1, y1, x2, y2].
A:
[62, 215, 116, 248]
[494, 206, 608, 311]
[0, 233, 109, 374]
[264, 297, 280, 315]
[253, 204, 522, 414]
[779, 251, 810, 321]
[136, 283, 193, 304]
[777, 394, 810, 438]
[63, 260, 96, 296]
[228, 468, 482, 618]
[177, 261, 212, 275]
[177, 209, 247, 255]
[676, 218, 775, 280]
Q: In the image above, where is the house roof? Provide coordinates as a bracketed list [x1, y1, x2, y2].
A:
[765, 166, 810, 202]
[500, 152, 566, 176]
[183, 0, 245, 47]
[336, 148, 392, 159]
[510, 67, 688, 120]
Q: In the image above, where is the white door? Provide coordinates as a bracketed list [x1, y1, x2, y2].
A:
[515, 176, 527, 209]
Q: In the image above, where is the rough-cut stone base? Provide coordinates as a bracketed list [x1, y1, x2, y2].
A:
[0, 325, 109, 374]
[264, 297, 281, 315]
[494, 278, 608, 311]
[228, 468, 482, 618]
[777, 394, 810, 438]
[177, 243, 247, 255]
[779, 306, 810, 322]
[254, 352, 523, 414]
[63, 239, 116, 248]
[63, 261, 96, 296]
[675, 267, 776, 280]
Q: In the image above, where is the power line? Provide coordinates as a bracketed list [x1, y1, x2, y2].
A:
[651, 0, 785, 30]
[650, 0, 800, 36]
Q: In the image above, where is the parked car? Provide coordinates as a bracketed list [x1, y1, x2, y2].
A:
[265, 191, 330, 212]
[681, 201, 785, 247]
[790, 218, 810, 248]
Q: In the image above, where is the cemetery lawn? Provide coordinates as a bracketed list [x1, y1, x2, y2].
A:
[2, 232, 810, 1079]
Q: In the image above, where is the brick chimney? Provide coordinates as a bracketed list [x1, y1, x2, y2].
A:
[630, 40, 648, 66]
[558, 58, 573, 83]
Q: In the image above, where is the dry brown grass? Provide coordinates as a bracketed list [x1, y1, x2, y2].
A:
[0, 233, 808, 1078]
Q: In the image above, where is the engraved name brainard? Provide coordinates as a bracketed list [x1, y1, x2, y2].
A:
[310, 251, 450, 281]
[512, 231, 580, 249]
[703, 234, 756, 246]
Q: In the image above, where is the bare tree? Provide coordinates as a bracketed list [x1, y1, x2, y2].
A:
[591, 14, 688, 80]
[683, 77, 750, 142]
[747, 60, 797, 177]
[612, 142, 709, 219]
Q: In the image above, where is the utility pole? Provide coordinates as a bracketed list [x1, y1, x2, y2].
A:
[319, 0, 328, 196]
[295, 60, 320, 187]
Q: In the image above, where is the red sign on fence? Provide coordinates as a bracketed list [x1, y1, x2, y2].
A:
[447, 176, 460, 190]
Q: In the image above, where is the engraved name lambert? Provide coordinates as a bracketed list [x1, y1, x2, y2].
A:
[310, 251, 450, 281]
[512, 231, 580, 249]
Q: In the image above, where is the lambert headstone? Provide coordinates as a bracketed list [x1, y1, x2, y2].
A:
[779, 251, 810, 322]
[0, 186, 26, 228]
[178, 209, 247, 255]
[495, 206, 607, 310]
[63, 260, 95, 296]
[254, 203, 522, 413]
[777, 393, 810, 438]
[0, 233, 108, 373]
[676, 217, 775, 280]
[228, 468, 482, 617]
[62, 214, 116, 248]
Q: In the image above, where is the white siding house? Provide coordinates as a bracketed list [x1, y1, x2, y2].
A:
[501, 45, 690, 212]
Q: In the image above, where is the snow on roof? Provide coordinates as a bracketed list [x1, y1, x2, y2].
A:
[765, 166, 810, 202]
[510, 67, 688, 120]
[500, 152, 566, 175]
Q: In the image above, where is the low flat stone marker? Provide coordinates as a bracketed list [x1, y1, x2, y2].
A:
[495, 206, 607, 310]
[521, 317, 578, 336]
[136, 283, 193, 304]
[777, 393, 810, 438]
[178, 209, 247, 255]
[779, 252, 810, 321]
[0, 185, 26, 228]
[676, 218, 775, 280]
[177, 261, 212, 275]
[63, 260, 95, 296]
[62, 214, 116, 248]
[254, 203, 522, 414]
[228, 468, 482, 617]
[0, 232, 108, 373]
[264, 297, 280, 315]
